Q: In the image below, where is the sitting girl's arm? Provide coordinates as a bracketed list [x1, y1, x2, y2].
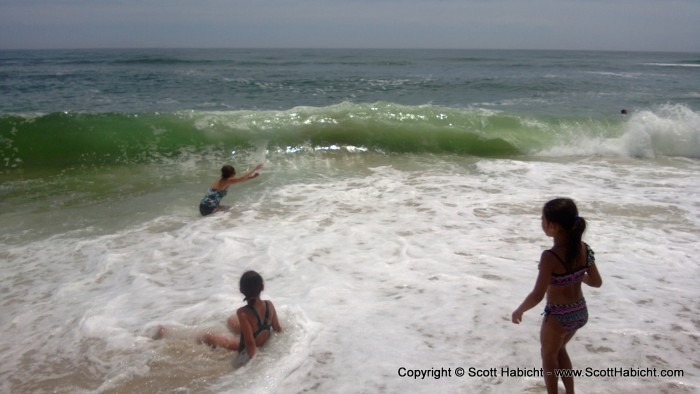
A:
[237, 308, 258, 359]
[269, 302, 282, 333]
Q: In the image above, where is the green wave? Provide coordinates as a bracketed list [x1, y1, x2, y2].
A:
[1, 112, 213, 170]
[1, 102, 659, 172]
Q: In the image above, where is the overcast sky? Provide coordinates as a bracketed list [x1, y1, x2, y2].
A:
[1, 0, 698, 52]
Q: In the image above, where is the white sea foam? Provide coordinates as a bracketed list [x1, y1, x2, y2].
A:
[621, 104, 700, 159]
[534, 104, 700, 160]
[1, 154, 699, 393]
[643, 63, 700, 68]
[584, 71, 643, 78]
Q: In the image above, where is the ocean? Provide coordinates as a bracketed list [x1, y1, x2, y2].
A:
[1, 48, 699, 393]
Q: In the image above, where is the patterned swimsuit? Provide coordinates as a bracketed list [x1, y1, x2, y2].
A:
[199, 188, 227, 216]
[543, 243, 595, 332]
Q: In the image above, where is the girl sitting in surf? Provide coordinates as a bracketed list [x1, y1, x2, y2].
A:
[154, 270, 282, 365]
[512, 198, 603, 394]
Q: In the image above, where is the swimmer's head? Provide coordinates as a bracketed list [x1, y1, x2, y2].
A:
[240, 270, 264, 303]
[221, 165, 236, 179]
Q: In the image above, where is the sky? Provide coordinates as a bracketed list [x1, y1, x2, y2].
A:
[1, 0, 699, 52]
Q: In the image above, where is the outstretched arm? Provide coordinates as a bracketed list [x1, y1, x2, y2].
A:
[512, 252, 552, 324]
[241, 163, 263, 179]
[225, 163, 264, 186]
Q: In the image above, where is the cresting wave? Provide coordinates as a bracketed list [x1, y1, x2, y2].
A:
[1, 102, 698, 171]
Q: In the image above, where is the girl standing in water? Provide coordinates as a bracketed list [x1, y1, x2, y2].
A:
[512, 198, 603, 394]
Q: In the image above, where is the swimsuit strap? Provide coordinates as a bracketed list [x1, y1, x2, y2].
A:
[247, 301, 271, 337]
[238, 302, 271, 353]
[263, 301, 270, 324]
[545, 249, 566, 266]
[548, 244, 593, 286]
[546, 246, 588, 273]
[247, 303, 264, 330]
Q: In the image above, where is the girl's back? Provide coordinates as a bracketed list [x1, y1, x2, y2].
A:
[545, 242, 593, 304]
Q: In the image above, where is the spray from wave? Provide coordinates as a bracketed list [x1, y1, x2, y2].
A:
[621, 104, 700, 159]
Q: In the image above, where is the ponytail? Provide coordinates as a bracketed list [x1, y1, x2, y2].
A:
[244, 295, 257, 307]
[564, 216, 587, 271]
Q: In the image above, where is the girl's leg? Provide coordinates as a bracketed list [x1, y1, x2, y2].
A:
[199, 332, 239, 351]
[558, 331, 577, 393]
[540, 317, 568, 394]
[213, 205, 231, 214]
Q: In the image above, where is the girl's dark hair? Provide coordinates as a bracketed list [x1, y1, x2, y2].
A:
[543, 198, 587, 272]
[240, 270, 264, 306]
[221, 165, 236, 179]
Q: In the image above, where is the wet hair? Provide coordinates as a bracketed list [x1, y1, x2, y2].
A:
[221, 165, 236, 179]
[543, 198, 587, 272]
[240, 270, 264, 306]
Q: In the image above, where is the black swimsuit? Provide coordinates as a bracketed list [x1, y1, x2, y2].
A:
[238, 301, 272, 352]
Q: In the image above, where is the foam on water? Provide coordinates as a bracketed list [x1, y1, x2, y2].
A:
[1, 153, 699, 393]
[622, 104, 700, 159]
[533, 104, 700, 159]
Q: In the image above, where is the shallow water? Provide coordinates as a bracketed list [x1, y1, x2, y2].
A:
[2, 152, 699, 393]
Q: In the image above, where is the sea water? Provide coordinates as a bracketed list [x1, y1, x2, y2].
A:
[1, 49, 699, 393]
